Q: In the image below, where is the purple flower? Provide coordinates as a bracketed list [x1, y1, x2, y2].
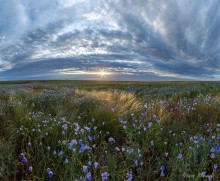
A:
[83, 165, 88, 172]
[80, 143, 86, 153]
[86, 172, 92, 180]
[20, 153, 28, 164]
[94, 162, 98, 168]
[115, 147, 120, 151]
[47, 168, 53, 178]
[160, 165, 165, 177]
[45, 132, 48, 136]
[210, 148, 215, 153]
[29, 166, 33, 172]
[201, 172, 206, 177]
[214, 164, 218, 169]
[108, 137, 115, 142]
[126, 171, 132, 181]
[161, 165, 165, 172]
[177, 153, 182, 159]
[211, 153, 215, 158]
[148, 122, 153, 127]
[101, 172, 109, 180]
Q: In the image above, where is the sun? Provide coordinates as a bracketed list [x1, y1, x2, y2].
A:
[99, 70, 107, 78]
[97, 69, 112, 78]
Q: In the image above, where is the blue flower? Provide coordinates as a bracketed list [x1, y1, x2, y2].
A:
[126, 171, 132, 181]
[83, 165, 88, 172]
[47, 168, 53, 178]
[20, 153, 28, 164]
[94, 162, 98, 168]
[101, 172, 109, 180]
[214, 164, 218, 169]
[214, 143, 220, 152]
[108, 137, 115, 142]
[210, 148, 215, 153]
[177, 153, 182, 159]
[201, 172, 206, 177]
[86, 172, 91, 180]
[148, 122, 153, 127]
[80, 143, 86, 153]
[161, 165, 165, 172]
[211, 153, 215, 158]
[160, 165, 165, 177]
[29, 166, 33, 172]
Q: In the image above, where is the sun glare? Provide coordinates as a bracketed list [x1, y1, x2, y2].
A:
[99, 70, 107, 78]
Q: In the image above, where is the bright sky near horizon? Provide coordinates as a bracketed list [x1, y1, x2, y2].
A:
[0, 0, 220, 81]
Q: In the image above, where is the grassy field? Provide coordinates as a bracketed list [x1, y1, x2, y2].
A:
[0, 81, 220, 180]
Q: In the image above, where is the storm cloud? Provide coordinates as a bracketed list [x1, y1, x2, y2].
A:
[0, 0, 220, 80]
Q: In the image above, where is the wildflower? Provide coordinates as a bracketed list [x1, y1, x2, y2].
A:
[45, 132, 48, 136]
[88, 136, 93, 141]
[177, 153, 182, 159]
[127, 149, 134, 154]
[47, 146, 51, 150]
[201, 172, 206, 177]
[20, 153, 28, 163]
[23, 156, 28, 163]
[83, 165, 88, 172]
[87, 161, 92, 166]
[123, 125, 127, 129]
[47, 168, 53, 178]
[65, 159, 68, 163]
[160, 165, 165, 177]
[94, 162, 98, 168]
[210, 148, 215, 153]
[29, 166, 33, 172]
[115, 147, 120, 151]
[215, 143, 220, 152]
[80, 143, 86, 153]
[53, 150, 57, 155]
[148, 122, 153, 127]
[122, 147, 125, 152]
[211, 153, 215, 158]
[126, 171, 132, 181]
[156, 119, 160, 124]
[62, 124, 68, 130]
[28, 142, 31, 146]
[108, 137, 115, 142]
[86, 172, 92, 180]
[214, 164, 218, 169]
[135, 160, 138, 166]
[58, 150, 63, 156]
[101, 172, 109, 180]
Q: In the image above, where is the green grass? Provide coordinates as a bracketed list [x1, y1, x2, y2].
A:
[0, 81, 220, 180]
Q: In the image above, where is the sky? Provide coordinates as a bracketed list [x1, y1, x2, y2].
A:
[0, 0, 220, 81]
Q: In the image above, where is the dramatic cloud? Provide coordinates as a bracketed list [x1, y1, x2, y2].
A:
[0, 0, 220, 80]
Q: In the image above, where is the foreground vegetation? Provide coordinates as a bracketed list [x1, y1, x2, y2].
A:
[0, 81, 220, 180]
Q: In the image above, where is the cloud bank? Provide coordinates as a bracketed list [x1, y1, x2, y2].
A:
[0, 0, 220, 80]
